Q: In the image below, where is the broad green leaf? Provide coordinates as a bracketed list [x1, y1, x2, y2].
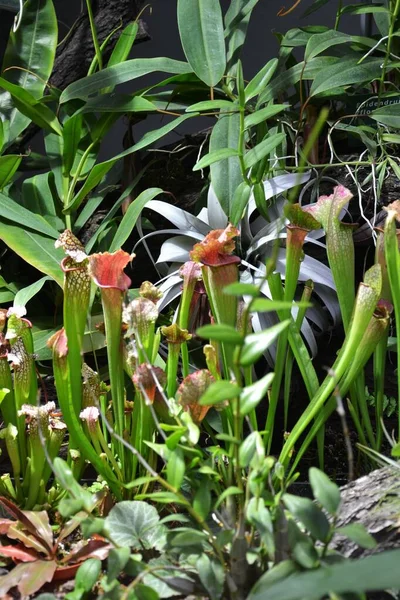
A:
[0, 0, 57, 144]
[60, 58, 192, 102]
[13, 276, 51, 309]
[65, 115, 194, 213]
[336, 524, 377, 549]
[371, 103, 400, 128]
[199, 380, 241, 406]
[0, 154, 21, 189]
[197, 555, 225, 600]
[109, 188, 163, 252]
[309, 467, 341, 515]
[248, 550, 400, 600]
[186, 99, 236, 112]
[244, 133, 286, 169]
[0, 222, 63, 285]
[107, 21, 138, 68]
[74, 559, 102, 594]
[177, 0, 226, 87]
[197, 323, 243, 344]
[194, 148, 239, 171]
[305, 30, 351, 61]
[239, 432, 264, 467]
[244, 104, 287, 129]
[240, 373, 274, 416]
[245, 58, 278, 101]
[240, 320, 290, 366]
[0, 77, 62, 135]
[0, 191, 59, 238]
[283, 494, 330, 542]
[105, 501, 165, 550]
[310, 57, 389, 97]
[209, 112, 241, 216]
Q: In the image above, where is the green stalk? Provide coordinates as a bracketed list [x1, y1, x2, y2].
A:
[279, 264, 382, 468]
[86, 0, 103, 71]
[373, 333, 389, 450]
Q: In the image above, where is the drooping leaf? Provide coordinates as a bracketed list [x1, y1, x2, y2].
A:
[13, 276, 51, 309]
[0, 222, 63, 285]
[177, 0, 226, 87]
[0, 0, 58, 144]
[60, 58, 192, 103]
[310, 57, 389, 97]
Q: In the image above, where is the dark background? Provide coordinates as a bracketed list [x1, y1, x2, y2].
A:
[0, 0, 364, 155]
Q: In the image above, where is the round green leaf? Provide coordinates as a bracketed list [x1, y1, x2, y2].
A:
[105, 501, 165, 550]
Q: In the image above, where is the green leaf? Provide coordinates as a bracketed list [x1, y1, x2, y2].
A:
[177, 0, 226, 87]
[302, 0, 330, 17]
[214, 486, 243, 510]
[244, 133, 286, 169]
[371, 103, 400, 128]
[0, 77, 62, 135]
[309, 467, 341, 515]
[0, 222, 63, 286]
[60, 58, 192, 102]
[194, 148, 239, 171]
[240, 320, 290, 366]
[193, 481, 212, 521]
[310, 57, 388, 97]
[336, 523, 377, 549]
[230, 181, 252, 226]
[239, 431, 264, 467]
[62, 114, 83, 176]
[107, 21, 138, 68]
[186, 99, 236, 112]
[13, 276, 51, 309]
[0, 0, 58, 144]
[240, 373, 274, 416]
[340, 4, 390, 15]
[197, 323, 243, 344]
[197, 555, 225, 600]
[109, 188, 163, 251]
[65, 115, 194, 213]
[0, 154, 21, 189]
[167, 447, 185, 490]
[283, 493, 330, 542]
[244, 104, 287, 129]
[105, 501, 165, 550]
[199, 380, 241, 406]
[79, 94, 157, 114]
[245, 58, 278, 101]
[250, 299, 311, 312]
[0, 191, 59, 238]
[223, 282, 259, 296]
[22, 172, 64, 232]
[249, 550, 400, 600]
[74, 558, 102, 593]
[209, 112, 241, 216]
[305, 31, 351, 62]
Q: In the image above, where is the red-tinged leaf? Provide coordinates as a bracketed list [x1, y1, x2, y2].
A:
[0, 560, 56, 597]
[0, 499, 53, 554]
[0, 519, 14, 534]
[7, 526, 50, 556]
[0, 544, 41, 562]
[18, 560, 57, 596]
[61, 538, 111, 565]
